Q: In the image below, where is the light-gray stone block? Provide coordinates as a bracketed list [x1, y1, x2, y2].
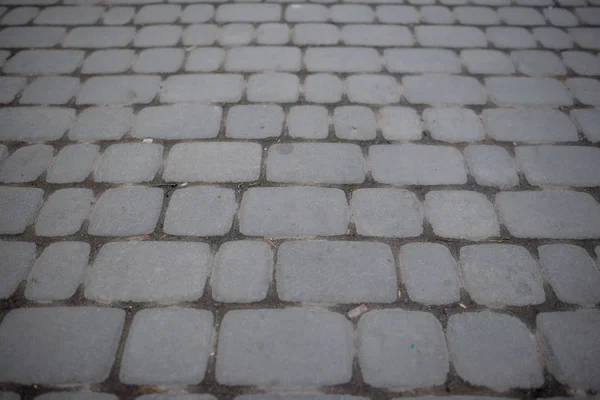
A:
[256, 23, 290, 45]
[81, 49, 135, 74]
[292, 23, 340, 45]
[35, 6, 102, 24]
[285, 4, 327, 21]
[247, 73, 300, 103]
[225, 46, 301, 72]
[346, 74, 401, 105]
[569, 28, 600, 50]
[135, 5, 181, 23]
[63, 27, 134, 48]
[77, 76, 160, 105]
[185, 48, 225, 72]
[498, 6, 544, 25]
[0, 144, 53, 183]
[415, 26, 487, 47]
[134, 104, 221, 140]
[376, 5, 419, 23]
[1, 7, 40, 25]
[181, 4, 214, 23]
[132, 48, 184, 73]
[511, 50, 567, 76]
[533, 27, 574, 49]
[486, 27, 536, 48]
[134, 25, 182, 47]
[454, 6, 500, 24]
[341, 24, 414, 46]
[287, 106, 329, 139]
[35, 188, 93, 237]
[482, 108, 577, 142]
[0, 77, 25, 104]
[571, 108, 600, 143]
[215, 4, 281, 22]
[3, 50, 84, 75]
[0, 27, 65, 48]
[68, 107, 133, 141]
[377, 107, 422, 141]
[464, 145, 519, 187]
[333, 106, 376, 140]
[567, 77, 600, 106]
[0, 187, 43, 234]
[226, 105, 284, 139]
[160, 74, 243, 103]
[305, 47, 381, 72]
[0, 107, 74, 142]
[95, 143, 163, 183]
[304, 74, 343, 103]
[461, 49, 515, 74]
[423, 108, 484, 142]
[486, 77, 572, 107]
[46, 144, 99, 184]
[562, 51, 600, 76]
[218, 24, 253, 46]
[403, 75, 486, 105]
[20, 76, 79, 105]
[384, 49, 461, 73]
[0, 240, 35, 299]
[102, 7, 134, 24]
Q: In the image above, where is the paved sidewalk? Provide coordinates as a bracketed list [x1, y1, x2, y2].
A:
[0, 0, 600, 399]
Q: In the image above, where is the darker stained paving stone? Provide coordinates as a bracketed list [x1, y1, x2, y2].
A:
[216, 308, 353, 386]
[537, 310, 600, 390]
[447, 311, 544, 391]
[0, 307, 125, 384]
[0, 240, 35, 299]
[0, 187, 44, 234]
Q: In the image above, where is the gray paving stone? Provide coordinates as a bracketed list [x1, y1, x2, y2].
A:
[0, 144, 53, 183]
[567, 77, 600, 106]
[384, 49, 461, 73]
[575, 7, 600, 24]
[331, 4, 374, 22]
[88, 187, 163, 236]
[77, 76, 160, 105]
[86, 241, 210, 303]
[239, 187, 348, 237]
[216, 309, 353, 385]
[538, 244, 600, 305]
[163, 142, 262, 182]
[460, 244, 545, 307]
[256, 23, 289, 45]
[0, 145, 7, 166]
[334, 106, 376, 140]
[511, 50, 567, 76]
[516, 146, 600, 187]
[403, 75, 486, 105]
[447, 311, 544, 390]
[216, 3, 281, 22]
[351, 188, 423, 238]
[0, 240, 35, 299]
[425, 191, 499, 240]
[292, 25, 338, 43]
[25, 242, 89, 302]
[482, 109, 578, 142]
[544, 8, 578, 26]
[485, 77, 572, 106]
[226, 105, 284, 139]
[346, 74, 401, 105]
[137, 395, 214, 400]
[537, 310, 600, 390]
[134, 104, 221, 139]
[562, 51, 600, 76]
[423, 108, 484, 143]
[569, 28, 600, 49]
[399, 243, 461, 305]
[160, 74, 243, 103]
[134, 25, 182, 47]
[341, 24, 414, 46]
[461, 49, 515, 74]
[62, 27, 134, 48]
[35, 188, 93, 237]
[498, 6, 545, 25]
[0, 307, 124, 384]
[185, 48, 225, 72]
[305, 47, 381, 72]
[225, 46, 301, 72]
[533, 27, 574, 49]
[36, 392, 117, 400]
[287, 106, 329, 139]
[377, 107, 422, 141]
[0, 27, 65, 48]
[20, 76, 79, 105]
[415, 26, 487, 47]
[120, 308, 214, 385]
[133, 48, 184, 73]
[3, 50, 84, 75]
[181, 4, 214, 22]
[102, 7, 134, 24]
[236, 395, 367, 400]
[464, 145, 519, 187]
[277, 240, 396, 303]
[0, 187, 44, 235]
[267, 143, 364, 184]
[304, 74, 343, 103]
[0, 77, 25, 104]
[0, 51, 8, 66]
[376, 5, 420, 23]
[358, 310, 449, 388]
[81, 49, 134, 74]
[218, 24, 253, 46]
[495, 190, 600, 239]
[0, 107, 74, 142]
[35, 6, 102, 24]
[247, 73, 299, 103]
[135, 4, 181, 23]
[571, 108, 600, 142]
[421, 5, 454, 23]
[211, 241, 273, 303]
[486, 27, 536, 48]
[68, 107, 133, 141]
[0, 393, 19, 400]
[182, 24, 217, 45]
[164, 187, 236, 236]
[454, 6, 500, 24]
[370, 144, 467, 185]
[95, 143, 163, 183]
[1, 7, 39, 25]
[285, 4, 327, 21]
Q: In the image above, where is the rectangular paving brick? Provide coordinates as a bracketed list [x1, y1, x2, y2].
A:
[34, 6, 103, 24]
[384, 49, 461, 73]
[68, 107, 133, 141]
[226, 105, 284, 139]
[482, 109, 578, 143]
[341, 24, 414, 46]
[81, 49, 135, 74]
[403, 75, 486, 105]
[415, 26, 487, 47]
[238, 187, 349, 237]
[305, 47, 381, 72]
[225, 47, 301, 72]
[3, 50, 84, 75]
[94, 143, 163, 183]
[293, 23, 340, 45]
[62, 27, 135, 48]
[160, 74, 243, 103]
[133, 104, 222, 139]
[77, 76, 161, 105]
[0, 27, 65, 47]
[485, 77, 573, 106]
[215, 4, 281, 22]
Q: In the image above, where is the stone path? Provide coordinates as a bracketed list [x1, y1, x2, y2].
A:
[0, 0, 600, 398]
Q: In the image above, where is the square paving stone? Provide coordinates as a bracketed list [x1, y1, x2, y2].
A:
[537, 310, 600, 390]
[85, 241, 211, 303]
[211, 241, 273, 303]
[447, 311, 544, 390]
[46, 144, 99, 184]
[216, 309, 353, 386]
[358, 310, 449, 388]
[346, 75, 401, 105]
[25, 241, 89, 302]
[464, 145, 519, 187]
[217, 24, 254, 46]
[399, 243, 461, 305]
[88, 187, 163, 236]
[0, 144, 54, 183]
[304, 74, 343, 103]
[287, 106, 329, 139]
[459, 244, 545, 308]
[95, 143, 163, 183]
[334, 106, 377, 140]
[133, 104, 222, 140]
[120, 308, 214, 385]
[68, 107, 134, 141]
[226, 105, 284, 139]
[0, 240, 35, 299]
[0, 187, 44, 234]
[185, 48, 225, 72]
[133, 48, 184, 73]
[425, 191, 500, 240]
[164, 186, 237, 236]
[35, 188, 93, 237]
[538, 245, 600, 305]
[0, 307, 125, 384]
[350, 188, 423, 238]
[247, 73, 300, 103]
[422, 108, 484, 143]
[377, 107, 422, 141]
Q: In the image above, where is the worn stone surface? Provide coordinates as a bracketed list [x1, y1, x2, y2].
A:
[0, 240, 36, 299]
[464, 145, 519, 187]
[0, 144, 53, 183]
[46, 144, 99, 184]
[0, 187, 44, 234]
[483, 109, 578, 143]
[35, 188, 93, 237]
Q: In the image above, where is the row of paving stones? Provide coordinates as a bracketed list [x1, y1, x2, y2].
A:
[2, 4, 600, 26]
[1, 396, 592, 400]
[2, 104, 598, 143]
[2, 141, 600, 186]
[1, 25, 600, 49]
[2, 0, 599, 5]
[3, 237, 600, 305]
[0, 307, 598, 389]
[2, 185, 600, 239]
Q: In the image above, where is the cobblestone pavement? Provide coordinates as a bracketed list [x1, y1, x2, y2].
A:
[1, 0, 600, 398]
